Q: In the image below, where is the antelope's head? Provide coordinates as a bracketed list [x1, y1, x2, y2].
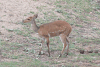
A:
[22, 14, 38, 23]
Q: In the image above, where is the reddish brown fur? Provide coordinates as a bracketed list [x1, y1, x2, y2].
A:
[23, 14, 72, 57]
[38, 20, 72, 37]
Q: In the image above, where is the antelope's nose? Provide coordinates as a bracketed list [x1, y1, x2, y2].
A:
[22, 20, 24, 23]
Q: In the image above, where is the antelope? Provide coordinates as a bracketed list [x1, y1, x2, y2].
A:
[22, 14, 72, 57]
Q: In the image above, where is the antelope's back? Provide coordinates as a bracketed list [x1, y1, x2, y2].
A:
[38, 20, 72, 37]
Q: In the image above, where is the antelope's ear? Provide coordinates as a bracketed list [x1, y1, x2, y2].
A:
[35, 14, 38, 18]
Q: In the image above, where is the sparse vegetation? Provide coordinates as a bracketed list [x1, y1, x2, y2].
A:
[0, 0, 100, 67]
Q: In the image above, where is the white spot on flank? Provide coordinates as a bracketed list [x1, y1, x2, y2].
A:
[48, 33, 50, 37]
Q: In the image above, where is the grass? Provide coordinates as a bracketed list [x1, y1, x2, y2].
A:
[1, 0, 100, 67]
[14, 29, 31, 37]
[6, 26, 34, 37]
[76, 37, 100, 45]
[69, 44, 75, 49]
[0, 62, 20, 67]
[89, 53, 100, 56]
[30, 11, 34, 14]
[23, 47, 36, 54]
[92, 27, 99, 31]
[76, 54, 93, 62]
[0, 40, 48, 67]
[53, 0, 100, 23]
[0, 41, 7, 46]
[0, 59, 48, 67]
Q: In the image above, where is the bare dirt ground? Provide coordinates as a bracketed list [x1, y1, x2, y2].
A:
[0, 0, 100, 67]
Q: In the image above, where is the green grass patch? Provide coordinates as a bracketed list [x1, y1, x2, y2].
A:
[76, 37, 100, 44]
[77, 54, 97, 62]
[89, 53, 100, 56]
[53, 0, 98, 24]
[92, 27, 99, 31]
[0, 41, 7, 46]
[0, 59, 48, 67]
[69, 44, 75, 49]
[0, 62, 20, 67]
[13, 28, 32, 37]
[10, 55, 19, 59]
[75, 24, 83, 27]
[30, 11, 34, 14]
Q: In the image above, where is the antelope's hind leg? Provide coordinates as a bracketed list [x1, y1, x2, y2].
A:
[59, 34, 68, 57]
[66, 38, 69, 56]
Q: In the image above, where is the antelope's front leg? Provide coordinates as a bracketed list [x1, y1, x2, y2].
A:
[39, 38, 45, 55]
[46, 37, 50, 57]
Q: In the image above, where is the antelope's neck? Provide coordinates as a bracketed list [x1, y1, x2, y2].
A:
[31, 20, 39, 32]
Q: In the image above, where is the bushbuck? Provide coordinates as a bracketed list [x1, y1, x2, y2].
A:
[22, 14, 72, 57]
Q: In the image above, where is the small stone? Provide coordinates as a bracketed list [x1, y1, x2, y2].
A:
[18, 44, 23, 47]
[0, 20, 3, 22]
[9, 14, 14, 17]
[79, 49, 84, 54]
[0, 32, 2, 35]
[7, 29, 13, 32]
[6, 38, 9, 41]
[87, 50, 93, 53]
[4, 11, 7, 13]
[94, 50, 99, 53]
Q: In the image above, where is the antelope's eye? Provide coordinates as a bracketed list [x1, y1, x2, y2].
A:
[27, 19, 30, 20]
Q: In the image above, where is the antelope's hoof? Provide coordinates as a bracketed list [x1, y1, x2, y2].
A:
[39, 51, 44, 55]
[39, 52, 41, 55]
[58, 54, 62, 58]
[65, 53, 68, 56]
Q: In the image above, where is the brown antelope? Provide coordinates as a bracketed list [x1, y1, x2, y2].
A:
[22, 14, 72, 57]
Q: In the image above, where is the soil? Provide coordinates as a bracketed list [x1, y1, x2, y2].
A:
[0, 0, 100, 67]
